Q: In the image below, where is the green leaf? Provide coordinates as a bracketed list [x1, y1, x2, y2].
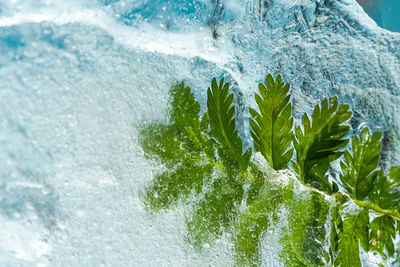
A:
[234, 180, 293, 266]
[186, 172, 243, 248]
[369, 215, 396, 258]
[207, 78, 250, 169]
[334, 210, 369, 267]
[139, 124, 187, 166]
[302, 192, 331, 265]
[233, 196, 272, 266]
[340, 128, 382, 200]
[249, 74, 294, 170]
[170, 82, 201, 140]
[144, 160, 212, 210]
[292, 96, 352, 193]
[330, 205, 342, 260]
[139, 83, 213, 210]
[369, 166, 400, 211]
[280, 190, 331, 266]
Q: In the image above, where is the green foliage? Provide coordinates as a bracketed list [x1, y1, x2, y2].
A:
[139, 75, 400, 266]
[139, 124, 213, 210]
[340, 127, 382, 200]
[369, 215, 396, 257]
[249, 74, 294, 170]
[186, 171, 244, 248]
[329, 204, 342, 262]
[234, 176, 293, 266]
[280, 190, 331, 266]
[170, 81, 201, 144]
[292, 96, 352, 193]
[141, 79, 251, 248]
[369, 166, 400, 211]
[139, 83, 213, 210]
[207, 78, 251, 169]
[334, 210, 370, 267]
[234, 200, 270, 266]
[366, 167, 400, 258]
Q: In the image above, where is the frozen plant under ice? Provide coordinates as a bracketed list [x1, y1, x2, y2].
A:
[140, 74, 400, 266]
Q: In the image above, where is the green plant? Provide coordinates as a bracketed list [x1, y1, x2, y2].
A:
[249, 74, 293, 170]
[139, 75, 400, 266]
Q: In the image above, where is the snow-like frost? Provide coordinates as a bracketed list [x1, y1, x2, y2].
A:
[0, 0, 399, 266]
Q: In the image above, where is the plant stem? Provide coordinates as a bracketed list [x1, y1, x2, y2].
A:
[353, 199, 400, 221]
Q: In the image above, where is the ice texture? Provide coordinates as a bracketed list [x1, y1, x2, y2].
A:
[0, 0, 399, 266]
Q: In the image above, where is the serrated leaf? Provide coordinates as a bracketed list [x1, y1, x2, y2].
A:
[144, 161, 212, 210]
[207, 78, 249, 169]
[302, 192, 331, 265]
[186, 173, 243, 248]
[293, 96, 351, 193]
[249, 74, 294, 170]
[139, 83, 213, 210]
[139, 124, 187, 166]
[369, 215, 396, 258]
[234, 181, 292, 266]
[330, 205, 342, 257]
[334, 210, 369, 267]
[170, 82, 201, 139]
[340, 128, 382, 200]
[369, 166, 400, 211]
[280, 191, 331, 266]
[234, 195, 272, 266]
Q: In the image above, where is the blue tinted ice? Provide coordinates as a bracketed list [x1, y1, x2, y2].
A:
[357, 0, 400, 32]
[0, 0, 399, 265]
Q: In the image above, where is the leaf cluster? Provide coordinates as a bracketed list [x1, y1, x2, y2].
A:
[140, 80, 252, 248]
[139, 75, 400, 266]
[292, 96, 351, 193]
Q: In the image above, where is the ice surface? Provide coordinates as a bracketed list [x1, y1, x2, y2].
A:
[0, 0, 399, 266]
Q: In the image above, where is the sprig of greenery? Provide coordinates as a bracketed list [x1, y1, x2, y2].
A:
[334, 210, 370, 267]
[369, 215, 396, 258]
[139, 83, 213, 210]
[234, 177, 293, 266]
[139, 75, 400, 266]
[186, 171, 244, 248]
[340, 127, 382, 200]
[249, 74, 294, 170]
[207, 78, 251, 169]
[292, 96, 352, 193]
[369, 166, 400, 211]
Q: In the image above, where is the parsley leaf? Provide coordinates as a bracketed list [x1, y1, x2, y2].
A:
[249, 74, 294, 170]
[334, 210, 369, 267]
[207, 78, 251, 169]
[369, 215, 396, 258]
[340, 128, 382, 200]
[369, 166, 400, 211]
[292, 96, 351, 193]
[139, 83, 213, 210]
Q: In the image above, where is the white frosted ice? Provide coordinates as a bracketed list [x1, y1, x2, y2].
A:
[0, 0, 399, 266]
